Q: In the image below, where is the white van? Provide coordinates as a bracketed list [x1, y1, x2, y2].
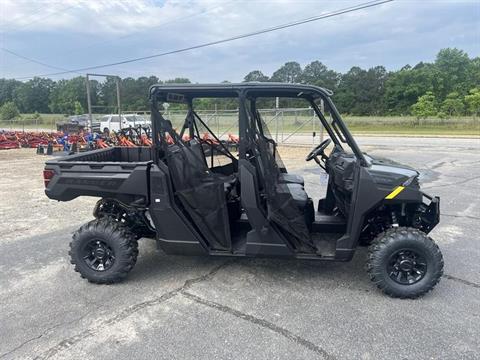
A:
[94, 114, 149, 133]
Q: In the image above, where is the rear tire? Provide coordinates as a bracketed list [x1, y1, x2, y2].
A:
[366, 227, 443, 299]
[70, 219, 138, 284]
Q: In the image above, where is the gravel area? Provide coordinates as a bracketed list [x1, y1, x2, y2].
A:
[0, 149, 96, 244]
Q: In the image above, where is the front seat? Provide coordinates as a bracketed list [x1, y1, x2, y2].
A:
[253, 139, 305, 186]
[255, 147, 313, 228]
[255, 112, 305, 186]
[279, 173, 304, 186]
[276, 182, 314, 230]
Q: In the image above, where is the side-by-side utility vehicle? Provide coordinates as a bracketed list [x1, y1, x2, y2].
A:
[44, 83, 443, 298]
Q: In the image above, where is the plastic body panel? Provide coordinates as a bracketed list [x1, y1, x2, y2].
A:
[45, 147, 152, 203]
[239, 160, 294, 257]
[149, 162, 208, 255]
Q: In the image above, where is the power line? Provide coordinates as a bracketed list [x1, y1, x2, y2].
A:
[0, 4, 47, 31]
[15, 0, 394, 80]
[69, 1, 234, 55]
[2, 1, 233, 76]
[1, 47, 80, 75]
[1, 4, 76, 35]
[0, 4, 79, 76]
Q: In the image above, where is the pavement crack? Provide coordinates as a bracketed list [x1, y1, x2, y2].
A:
[0, 312, 93, 359]
[181, 291, 335, 360]
[443, 213, 480, 221]
[443, 274, 480, 289]
[423, 176, 479, 190]
[33, 260, 233, 360]
[0, 334, 43, 359]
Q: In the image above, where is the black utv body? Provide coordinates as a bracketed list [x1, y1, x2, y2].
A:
[44, 83, 443, 298]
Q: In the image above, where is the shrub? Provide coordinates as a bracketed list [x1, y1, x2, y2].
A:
[0, 101, 20, 120]
[411, 92, 437, 120]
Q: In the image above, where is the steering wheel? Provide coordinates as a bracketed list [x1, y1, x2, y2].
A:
[306, 138, 332, 169]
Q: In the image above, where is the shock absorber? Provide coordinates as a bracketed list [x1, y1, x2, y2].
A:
[391, 211, 399, 227]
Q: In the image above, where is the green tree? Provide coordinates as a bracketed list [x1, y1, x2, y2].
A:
[411, 91, 438, 119]
[0, 101, 20, 120]
[0, 47, 477, 117]
[335, 66, 388, 115]
[271, 62, 302, 83]
[49, 76, 89, 114]
[13, 77, 54, 113]
[467, 57, 480, 90]
[96, 76, 119, 113]
[435, 48, 471, 98]
[383, 63, 437, 114]
[440, 92, 464, 117]
[119, 76, 159, 111]
[244, 70, 269, 82]
[74, 101, 84, 115]
[464, 88, 480, 116]
[300, 61, 339, 91]
[0, 79, 22, 105]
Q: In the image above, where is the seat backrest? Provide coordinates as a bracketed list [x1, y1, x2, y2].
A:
[166, 141, 232, 251]
[186, 139, 208, 169]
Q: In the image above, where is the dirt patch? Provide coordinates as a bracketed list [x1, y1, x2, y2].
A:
[277, 145, 313, 170]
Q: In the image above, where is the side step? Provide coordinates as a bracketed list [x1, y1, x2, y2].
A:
[311, 233, 341, 258]
[311, 212, 347, 233]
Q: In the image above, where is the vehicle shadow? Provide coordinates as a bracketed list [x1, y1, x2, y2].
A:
[129, 239, 372, 292]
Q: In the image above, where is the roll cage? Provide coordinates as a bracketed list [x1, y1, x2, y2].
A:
[147, 82, 387, 258]
[148, 82, 367, 166]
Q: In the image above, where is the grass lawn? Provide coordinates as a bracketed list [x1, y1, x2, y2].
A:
[347, 125, 479, 136]
[1, 113, 478, 137]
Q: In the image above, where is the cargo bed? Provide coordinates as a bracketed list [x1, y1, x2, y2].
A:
[54, 146, 154, 163]
[44, 147, 153, 203]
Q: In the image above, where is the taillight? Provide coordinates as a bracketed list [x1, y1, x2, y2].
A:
[43, 169, 55, 187]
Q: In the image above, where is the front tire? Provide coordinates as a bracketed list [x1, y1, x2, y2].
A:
[367, 227, 443, 299]
[70, 219, 138, 284]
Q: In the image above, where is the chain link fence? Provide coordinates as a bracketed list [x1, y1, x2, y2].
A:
[166, 107, 478, 144]
[166, 107, 326, 145]
[2, 108, 477, 145]
[0, 117, 60, 132]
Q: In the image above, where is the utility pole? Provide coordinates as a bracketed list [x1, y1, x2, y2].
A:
[116, 77, 121, 129]
[320, 99, 325, 143]
[86, 73, 122, 132]
[85, 74, 93, 132]
[275, 97, 279, 143]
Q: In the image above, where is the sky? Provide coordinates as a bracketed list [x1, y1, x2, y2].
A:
[0, 0, 479, 83]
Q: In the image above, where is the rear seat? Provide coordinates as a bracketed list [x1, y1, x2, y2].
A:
[187, 139, 236, 194]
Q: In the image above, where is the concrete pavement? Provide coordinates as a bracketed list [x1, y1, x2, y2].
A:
[0, 136, 479, 359]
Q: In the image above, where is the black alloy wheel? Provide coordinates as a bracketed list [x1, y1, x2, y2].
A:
[70, 219, 138, 284]
[82, 239, 116, 272]
[367, 227, 443, 299]
[387, 249, 427, 285]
